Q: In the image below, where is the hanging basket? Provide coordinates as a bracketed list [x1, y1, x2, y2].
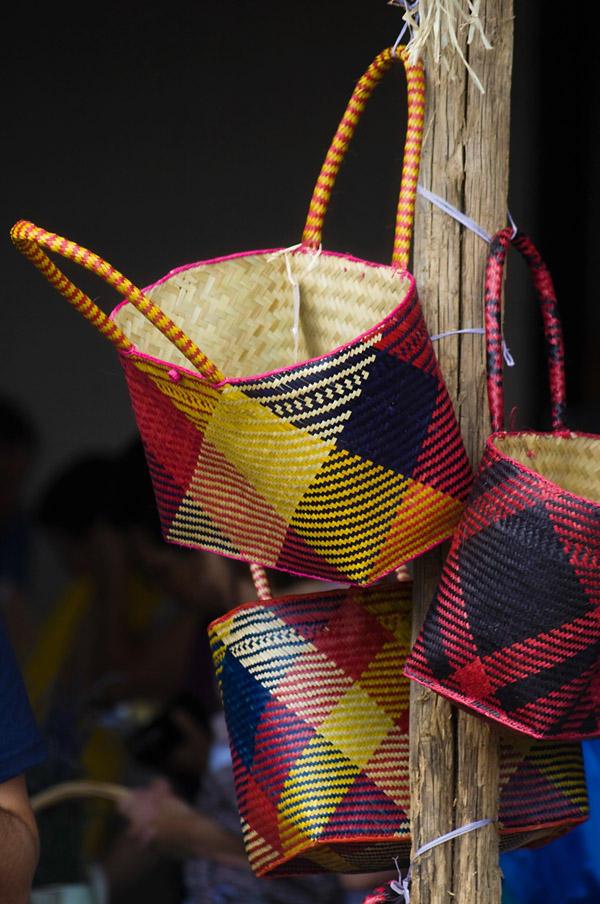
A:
[11, 47, 473, 586]
[405, 229, 600, 740]
[208, 569, 588, 877]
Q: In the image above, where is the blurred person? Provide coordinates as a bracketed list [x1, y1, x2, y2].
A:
[0, 396, 39, 661]
[27, 444, 232, 723]
[0, 612, 46, 903]
[116, 704, 341, 904]
[112, 558, 356, 904]
[26, 441, 236, 895]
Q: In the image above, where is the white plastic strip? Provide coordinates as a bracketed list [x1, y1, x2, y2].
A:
[389, 818, 497, 902]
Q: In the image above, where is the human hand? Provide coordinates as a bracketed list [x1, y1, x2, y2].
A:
[117, 777, 199, 856]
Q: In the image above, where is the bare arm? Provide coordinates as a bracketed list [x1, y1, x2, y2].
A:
[118, 778, 249, 869]
[0, 775, 40, 904]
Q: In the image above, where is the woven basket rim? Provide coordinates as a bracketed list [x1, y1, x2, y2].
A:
[488, 429, 600, 509]
[207, 580, 406, 632]
[253, 810, 588, 876]
[499, 813, 588, 836]
[110, 246, 416, 388]
[139, 245, 414, 296]
[404, 667, 599, 742]
[146, 530, 456, 589]
[253, 831, 412, 877]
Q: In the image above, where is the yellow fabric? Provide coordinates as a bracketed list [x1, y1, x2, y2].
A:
[24, 569, 166, 857]
[25, 576, 93, 721]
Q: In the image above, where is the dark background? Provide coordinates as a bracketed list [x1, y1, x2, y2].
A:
[3, 0, 599, 501]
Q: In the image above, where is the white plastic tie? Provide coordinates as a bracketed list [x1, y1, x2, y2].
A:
[417, 184, 492, 243]
[391, 0, 420, 54]
[431, 328, 514, 367]
[418, 184, 517, 368]
[284, 252, 301, 363]
[268, 243, 321, 365]
[389, 818, 496, 903]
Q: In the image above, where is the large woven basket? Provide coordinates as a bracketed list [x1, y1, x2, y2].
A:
[405, 230, 600, 740]
[208, 570, 588, 878]
[11, 47, 473, 586]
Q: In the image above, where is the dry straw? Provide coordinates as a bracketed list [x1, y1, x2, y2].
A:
[391, 0, 492, 93]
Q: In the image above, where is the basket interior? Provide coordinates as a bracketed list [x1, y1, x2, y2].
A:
[113, 250, 412, 379]
[493, 433, 600, 504]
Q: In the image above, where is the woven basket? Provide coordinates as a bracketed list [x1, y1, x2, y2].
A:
[11, 47, 473, 586]
[405, 229, 600, 740]
[208, 568, 588, 878]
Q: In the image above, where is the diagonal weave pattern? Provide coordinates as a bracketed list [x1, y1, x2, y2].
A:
[405, 437, 600, 739]
[118, 267, 473, 583]
[10, 48, 471, 585]
[208, 582, 588, 877]
[405, 230, 600, 739]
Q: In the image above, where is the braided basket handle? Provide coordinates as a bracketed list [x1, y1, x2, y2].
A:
[302, 46, 425, 271]
[250, 563, 272, 600]
[31, 779, 130, 813]
[485, 228, 566, 432]
[10, 220, 226, 384]
[250, 562, 411, 599]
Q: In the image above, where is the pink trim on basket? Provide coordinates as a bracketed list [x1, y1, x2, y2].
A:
[146, 245, 412, 290]
[111, 247, 417, 387]
[403, 667, 598, 742]
[160, 522, 457, 589]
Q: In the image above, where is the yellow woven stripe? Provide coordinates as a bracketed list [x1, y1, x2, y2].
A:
[317, 682, 395, 769]
[299, 845, 355, 873]
[279, 737, 361, 849]
[204, 387, 333, 523]
[361, 584, 413, 643]
[527, 742, 588, 807]
[242, 823, 281, 874]
[367, 485, 464, 581]
[358, 643, 410, 721]
[289, 451, 411, 584]
[361, 726, 410, 808]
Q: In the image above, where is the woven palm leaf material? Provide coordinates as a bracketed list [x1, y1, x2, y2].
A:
[405, 229, 600, 740]
[208, 578, 588, 878]
[10, 47, 473, 587]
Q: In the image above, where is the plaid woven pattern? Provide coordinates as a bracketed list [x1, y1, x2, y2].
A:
[120, 279, 472, 585]
[209, 582, 588, 877]
[404, 437, 600, 739]
[9, 47, 473, 586]
[405, 230, 600, 740]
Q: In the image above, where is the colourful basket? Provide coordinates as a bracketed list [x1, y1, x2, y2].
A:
[11, 47, 473, 586]
[405, 229, 600, 740]
[208, 570, 588, 877]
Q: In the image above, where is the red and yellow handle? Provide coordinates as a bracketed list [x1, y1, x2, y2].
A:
[302, 46, 425, 271]
[10, 219, 226, 384]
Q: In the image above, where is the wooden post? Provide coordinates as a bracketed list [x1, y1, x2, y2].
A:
[409, 3, 514, 902]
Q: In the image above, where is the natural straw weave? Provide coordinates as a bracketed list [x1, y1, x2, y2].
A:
[11, 47, 473, 586]
[208, 571, 588, 877]
[406, 230, 600, 740]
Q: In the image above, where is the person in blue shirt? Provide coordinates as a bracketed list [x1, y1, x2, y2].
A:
[0, 614, 46, 903]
